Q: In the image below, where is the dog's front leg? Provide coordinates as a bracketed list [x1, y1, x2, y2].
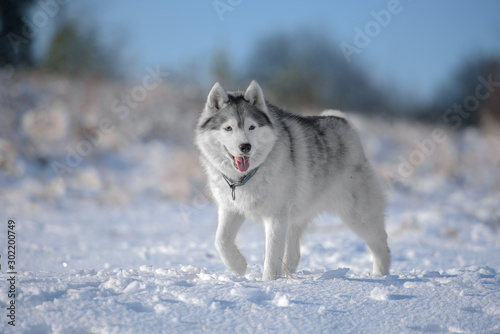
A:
[262, 214, 289, 281]
[215, 209, 247, 277]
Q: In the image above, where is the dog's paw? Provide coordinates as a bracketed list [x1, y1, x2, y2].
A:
[230, 260, 247, 277]
[262, 269, 280, 281]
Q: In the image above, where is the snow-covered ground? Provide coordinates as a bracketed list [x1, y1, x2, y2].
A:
[1, 192, 499, 333]
[1, 73, 499, 333]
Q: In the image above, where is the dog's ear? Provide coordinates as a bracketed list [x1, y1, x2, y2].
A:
[244, 80, 267, 111]
[207, 82, 228, 110]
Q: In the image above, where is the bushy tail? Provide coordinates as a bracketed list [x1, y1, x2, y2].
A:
[321, 109, 355, 129]
[320, 109, 347, 118]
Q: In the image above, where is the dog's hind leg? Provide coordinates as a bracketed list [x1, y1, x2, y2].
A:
[337, 183, 391, 276]
[340, 209, 391, 276]
[215, 210, 247, 277]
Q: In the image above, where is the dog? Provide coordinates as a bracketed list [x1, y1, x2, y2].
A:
[195, 80, 390, 281]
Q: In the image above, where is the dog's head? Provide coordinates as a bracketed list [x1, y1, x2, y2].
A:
[196, 80, 277, 176]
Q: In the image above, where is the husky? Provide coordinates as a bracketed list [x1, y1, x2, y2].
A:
[195, 80, 390, 281]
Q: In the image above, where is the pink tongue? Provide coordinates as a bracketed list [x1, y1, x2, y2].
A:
[234, 156, 250, 172]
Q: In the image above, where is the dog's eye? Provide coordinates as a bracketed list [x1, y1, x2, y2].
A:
[224, 126, 232, 131]
[249, 125, 256, 131]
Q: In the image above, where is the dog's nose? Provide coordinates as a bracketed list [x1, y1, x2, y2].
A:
[239, 143, 251, 154]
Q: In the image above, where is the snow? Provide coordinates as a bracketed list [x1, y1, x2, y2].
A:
[1, 104, 500, 332]
[1, 179, 499, 333]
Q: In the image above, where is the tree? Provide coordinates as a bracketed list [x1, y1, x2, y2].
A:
[427, 56, 500, 128]
[0, 0, 36, 66]
[42, 20, 121, 79]
[244, 30, 394, 114]
[211, 49, 233, 85]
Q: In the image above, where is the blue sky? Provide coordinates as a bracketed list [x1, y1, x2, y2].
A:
[38, 0, 500, 102]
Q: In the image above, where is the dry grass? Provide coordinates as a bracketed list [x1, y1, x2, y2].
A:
[0, 69, 499, 206]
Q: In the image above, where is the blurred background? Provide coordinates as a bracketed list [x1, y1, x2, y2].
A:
[0, 0, 499, 221]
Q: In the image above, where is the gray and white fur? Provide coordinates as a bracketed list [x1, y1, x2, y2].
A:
[195, 80, 390, 281]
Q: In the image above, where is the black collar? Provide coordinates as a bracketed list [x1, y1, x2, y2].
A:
[221, 167, 259, 200]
